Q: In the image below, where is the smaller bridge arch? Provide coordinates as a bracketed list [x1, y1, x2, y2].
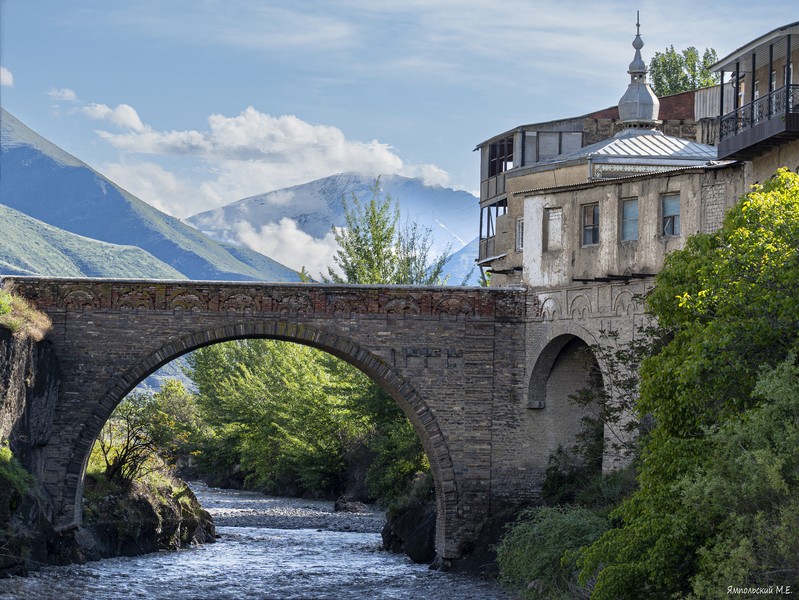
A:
[525, 324, 607, 474]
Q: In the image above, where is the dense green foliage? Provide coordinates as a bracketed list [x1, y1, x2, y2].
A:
[648, 46, 719, 96]
[578, 169, 799, 597]
[496, 506, 609, 600]
[186, 339, 427, 502]
[325, 178, 449, 285]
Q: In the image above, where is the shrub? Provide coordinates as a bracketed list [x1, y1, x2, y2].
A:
[0, 286, 51, 341]
[496, 506, 608, 600]
[0, 445, 34, 495]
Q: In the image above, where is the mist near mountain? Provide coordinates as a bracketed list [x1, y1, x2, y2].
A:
[188, 172, 480, 283]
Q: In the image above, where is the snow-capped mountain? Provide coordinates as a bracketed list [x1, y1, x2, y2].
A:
[186, 172, 481, 282]
[0, 108, 299, 282]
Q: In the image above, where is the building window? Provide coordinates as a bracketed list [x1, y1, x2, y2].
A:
[543, 208, 562, 252]
[621, 198, 638, 241]
[582, 203, 599, 246]
[515, 218, 524, 252]
[480, 199, 507, 240]
[662, 193, 680, 236]
[488, 136, 514, 177]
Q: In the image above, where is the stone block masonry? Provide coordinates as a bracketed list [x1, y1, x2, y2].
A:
[3, 275, 650, 565]
[4, 277, 533, 566]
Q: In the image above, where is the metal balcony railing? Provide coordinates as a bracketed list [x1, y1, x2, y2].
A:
[719, 84, 799, 142]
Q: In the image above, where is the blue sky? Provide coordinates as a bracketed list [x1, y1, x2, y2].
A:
[1, 1, 796, 219]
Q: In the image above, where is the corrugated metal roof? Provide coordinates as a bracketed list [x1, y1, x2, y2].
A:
[549, 127, 717, 163]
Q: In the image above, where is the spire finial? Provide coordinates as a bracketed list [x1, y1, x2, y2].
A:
[618, 13, 661, 127]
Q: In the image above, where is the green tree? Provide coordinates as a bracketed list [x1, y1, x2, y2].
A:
[95, 394, 176, 488]
[649, 46, 719, 96]
[578, 169, 799, 598]
[186, 341, 351, 495]
[185, 178, 443, 502]
[325, 178, 449, 285]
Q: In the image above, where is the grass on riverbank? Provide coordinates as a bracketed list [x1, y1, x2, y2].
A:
[0, 287, 51, 341]
[0, 445, 34, 496]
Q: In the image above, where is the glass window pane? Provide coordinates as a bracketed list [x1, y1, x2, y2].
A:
[582, 204, 599, 246]
[662, 194, 680, 236]
[622, 198, 638, 241]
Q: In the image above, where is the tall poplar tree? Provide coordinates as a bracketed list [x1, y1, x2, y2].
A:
[325, 178, 449, 285]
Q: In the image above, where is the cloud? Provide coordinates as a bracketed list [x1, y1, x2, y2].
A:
[233, 218, 340, 279]
[91, 106, 451, 214]
[84, 103, 148, 132]
[100, 161, 201, 217]
[48, 87, 77, 101]
[0, 67, 13, 87]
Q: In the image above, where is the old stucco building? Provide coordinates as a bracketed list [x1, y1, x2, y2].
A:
[477, 20, 799, 290]
[474, 20, 799, 474]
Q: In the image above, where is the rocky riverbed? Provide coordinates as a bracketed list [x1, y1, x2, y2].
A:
[0, 484, 510, 600]
[193, 483, 385, 533]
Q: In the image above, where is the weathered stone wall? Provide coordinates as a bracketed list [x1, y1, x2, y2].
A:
[6, 278, 532, 565]
[750, 141, 799, 183]
[518, 164, 747, 288]
[0, 328, 60, 480]
[525, 280, 653, 476]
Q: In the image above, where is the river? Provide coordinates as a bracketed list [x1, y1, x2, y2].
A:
[0, 484, 510, 599]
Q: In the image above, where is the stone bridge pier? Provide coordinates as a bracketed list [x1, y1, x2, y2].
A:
[7, 277, 541, 565]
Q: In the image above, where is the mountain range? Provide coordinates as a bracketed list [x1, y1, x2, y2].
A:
[0, 108, 299, 282]
[0, 107, 481, 285]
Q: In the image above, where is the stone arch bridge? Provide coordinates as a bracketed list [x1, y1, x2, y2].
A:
[4, 276, 649, 565]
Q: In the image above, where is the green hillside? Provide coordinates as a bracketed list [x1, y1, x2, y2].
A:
[0, 203, 186, 279]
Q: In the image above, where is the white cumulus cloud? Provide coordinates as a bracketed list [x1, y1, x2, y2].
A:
[90, 105, 451, 215]
[48, 87, 77, 101]
[0, 67, 13, 87]
[233, 218, 340, 280]
[84, 102, 148, 132]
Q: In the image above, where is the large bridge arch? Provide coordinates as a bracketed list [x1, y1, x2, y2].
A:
[65, 320, 457, 557]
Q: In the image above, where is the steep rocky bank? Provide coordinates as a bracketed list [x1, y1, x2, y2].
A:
[0, 326, 214, 576]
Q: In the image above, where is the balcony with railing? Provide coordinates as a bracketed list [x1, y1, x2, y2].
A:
[718, 84, 799, 159]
